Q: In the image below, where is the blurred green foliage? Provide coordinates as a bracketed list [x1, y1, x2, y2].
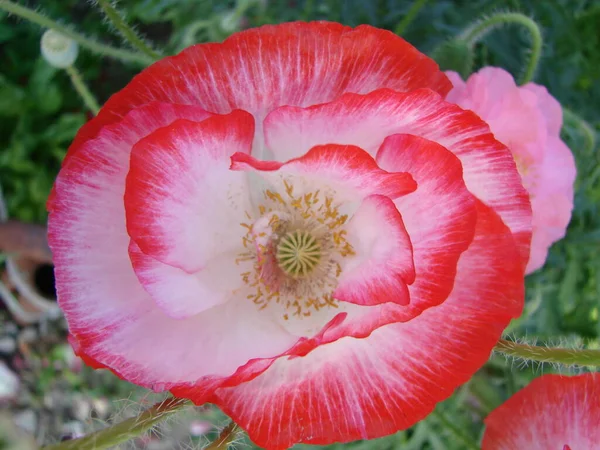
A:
[0, 0, 598, 448]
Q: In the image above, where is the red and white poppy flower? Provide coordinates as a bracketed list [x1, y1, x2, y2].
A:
[48, 22, 531, 449]
[483, 373, 600, 449]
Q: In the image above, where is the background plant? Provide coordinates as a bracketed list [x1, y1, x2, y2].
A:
[0, 0, 598, 448]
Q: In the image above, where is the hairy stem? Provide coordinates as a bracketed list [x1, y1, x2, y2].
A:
[204, 422, 241, 449]
[41, 397, 191, 450]
[0, 0, 153, 65]
[394, 0, 429, 35]
[65, 65, 100, 114]
[95, 0, 160, 60]
[460, 12, 543, 84]
[495, 339, 600, 367]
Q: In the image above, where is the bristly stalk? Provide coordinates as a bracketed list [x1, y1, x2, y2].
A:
[459, 12, 543, 84]
[41, 397, 191, 450]
[39, 397, 242, 450]
[494, 338, 600, 367]
[65, 65, 100, 114]
[204, 422, 241, 449]
[0, 0, 153, 65]
[93, 0, 161, 60]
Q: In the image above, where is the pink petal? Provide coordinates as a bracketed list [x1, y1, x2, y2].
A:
[48, 103, 297, 389]
[212, 201, 524, 449]
[524, 132, 576, 274]
[444, 67, 576, 274]
[334, 194, 414, 306]
[69, 294, 300, 394]
[376, 133, 477, 315]
[263, 88, 531, 267]
[288, 132, 478, 343]
[538, 137, 577, 194]
[125, 110, 255, 273]
[444, 70, 467, 104]
[460, 67, 520, 117]
[483, 373, 600, 449]
[129, 242, 244, 319]
[452, 68, 547, 164]
[230, 144, 416, 201]
[48, 101, 211, 335]
[522, 82, 563, 136]
[527, 137, 577, 259]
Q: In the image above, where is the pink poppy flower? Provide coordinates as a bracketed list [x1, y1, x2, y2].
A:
[445, 67, 576, 274]
[483, 373, 600, 449]
[48, 22, 531, 449]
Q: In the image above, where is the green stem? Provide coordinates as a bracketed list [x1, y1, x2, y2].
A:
[65, 65, 100, 114]
[563, 107, 596, 155]
[205, 422, 241, 449]
[460, 12, 543, 84]
[394, 0, 429, 35]
[431, 408, 479, 450]
[41, 397, 191, 450]
[495, 339, 600, 366]
[95, 0, 160, 60]
[0, 0, 153, 65]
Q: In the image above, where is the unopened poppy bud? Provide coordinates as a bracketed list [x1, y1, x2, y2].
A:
[431, 39, 474, 79]
[41, 29, 79, 68]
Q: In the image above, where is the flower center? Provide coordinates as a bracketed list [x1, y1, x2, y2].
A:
[276, 230, 321, 278]
[237, 178, 355, 320]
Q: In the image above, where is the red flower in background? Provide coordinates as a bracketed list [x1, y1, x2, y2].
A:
[483, 373, 600, 449]
[48, 22, 531, 449]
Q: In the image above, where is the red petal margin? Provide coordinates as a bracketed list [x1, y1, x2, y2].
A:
[334, 194, 415, 306]
[482, 373, 600, 450]
[375, 133, 477, 317]
[125, 110, 255, 272]
[230, 144, 417, 199]
[294, 132, 478, 343]
[211, 200, 524, 450]
[63, 22, 450, 165]
[68, 334, 108, 370]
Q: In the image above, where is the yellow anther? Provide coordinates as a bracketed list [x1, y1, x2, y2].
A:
[284, 179, 294, 197]
[265, 190, 286, 205]
[237, 181, 355, 319]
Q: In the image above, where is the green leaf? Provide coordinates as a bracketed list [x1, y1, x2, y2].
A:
[0, 23, 16, 43]
[0, 75, 26, 117]
[28, 58, 63, 115]
[42, 112, 86, 145]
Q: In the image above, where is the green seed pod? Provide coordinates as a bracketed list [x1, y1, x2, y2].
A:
[41, 29, 79, 68]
